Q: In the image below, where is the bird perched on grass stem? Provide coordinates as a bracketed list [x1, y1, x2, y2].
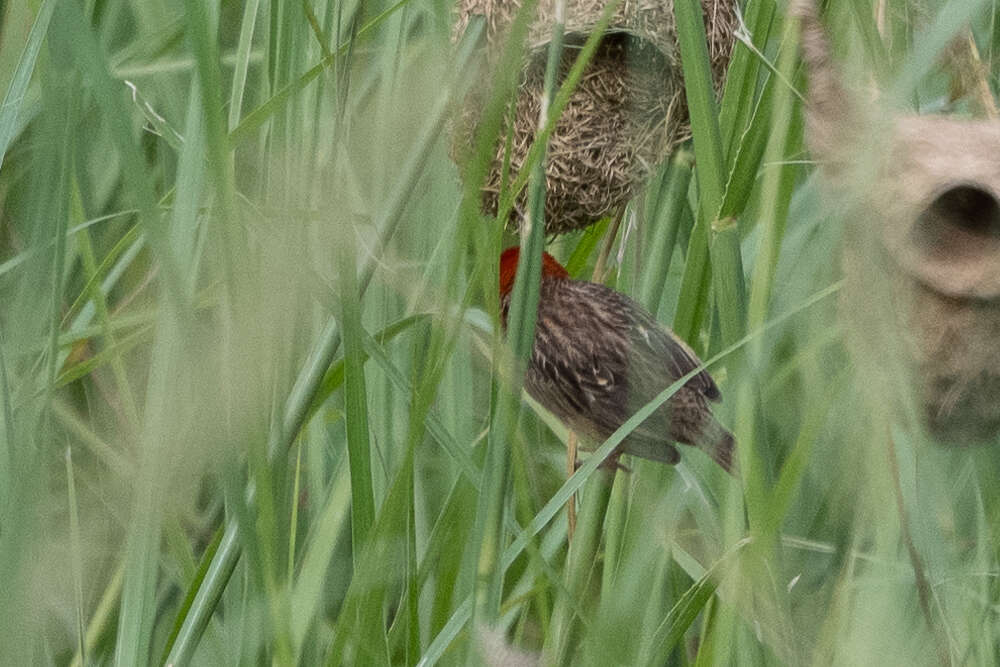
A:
[499, 246, 735, 473]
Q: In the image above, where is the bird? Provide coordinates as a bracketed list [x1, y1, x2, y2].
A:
[499, 246, 735, 473]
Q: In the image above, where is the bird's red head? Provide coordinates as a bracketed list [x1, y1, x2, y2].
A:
[499, 246, 570, 298]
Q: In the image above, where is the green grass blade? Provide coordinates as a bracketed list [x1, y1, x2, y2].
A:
[643, 539, 750, 664]
[0, 324, 13, 512]
[671, 218, 711, 347]
[738, 12, 804, 530]
[709, 218, 747, 347]
[636, 151, 694, 312]
[673, 0, 726, 210]
[546, 469, 615, 663]
[745, 27, 804, 340]
[228, 0, 262, 131]
[563, 219, 610, 277]
[473, 0, 553, 628]
[56, 326, 153, 388]
[718, 0, 776, 162]
[62, 220, 140, 317]
[161, 521, 242, 666]
[718, 75, 777, 221]
[72, 223, 141, 428]
[69, 562, 125, 667]
[336, 235, 376, 562]
[157, 524, 226, 664]
[0, 0, 56, 172]
[66, 447, 87, 666]
[670, 0, 732, 346]
[39, 74, 77, 412]
[289, 457, 351, 654]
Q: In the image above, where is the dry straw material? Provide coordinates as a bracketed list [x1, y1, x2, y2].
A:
[453, 0, 737, 235]
[797, 0, 1000, 443]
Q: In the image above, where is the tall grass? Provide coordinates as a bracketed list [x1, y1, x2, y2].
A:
[1, 0, 999, 664]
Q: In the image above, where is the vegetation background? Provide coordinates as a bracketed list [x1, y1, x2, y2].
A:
[0, 0, 998, 664]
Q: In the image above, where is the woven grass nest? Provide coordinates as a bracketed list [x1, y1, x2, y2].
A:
[453, 0, 738, 235]
[797, 0, 1000, 443]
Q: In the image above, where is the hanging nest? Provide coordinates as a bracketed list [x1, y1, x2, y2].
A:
[452, 0, 738, 235]
[871, 122, 1000, 444]
[797, 0, 1000, 443]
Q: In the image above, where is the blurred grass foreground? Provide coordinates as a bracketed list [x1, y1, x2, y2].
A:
[1, 0, 1000, 664]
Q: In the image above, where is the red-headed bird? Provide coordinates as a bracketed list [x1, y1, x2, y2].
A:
[499, 247, 735, 473]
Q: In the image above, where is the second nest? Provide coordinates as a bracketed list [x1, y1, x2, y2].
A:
[454, 0, 738, 235]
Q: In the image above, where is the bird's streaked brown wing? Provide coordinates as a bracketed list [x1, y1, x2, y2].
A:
[526, 281, 631, 436]
[569, 281, 721, 402]
[526, 279, 719, 438]
[628, 303, 721, 402]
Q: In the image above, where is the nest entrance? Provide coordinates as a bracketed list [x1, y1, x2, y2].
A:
[481, 31, 682, 234]
[528, 31, 676, 137]
[538, 30, 671, 88]
[903, 183, 1000, 299]
[913, 184, 1000, 263]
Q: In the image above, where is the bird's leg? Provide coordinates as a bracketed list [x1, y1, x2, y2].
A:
[566, 430, 578, 541]
[571, 447, 631, 474]
[599, 450, 631, 473]
[566, 438, 629, 543]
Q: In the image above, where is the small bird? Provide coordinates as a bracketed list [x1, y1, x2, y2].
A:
[499, 246, 735, 473]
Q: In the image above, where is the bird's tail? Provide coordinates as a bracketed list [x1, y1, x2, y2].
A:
[699, 421, 737, 476]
